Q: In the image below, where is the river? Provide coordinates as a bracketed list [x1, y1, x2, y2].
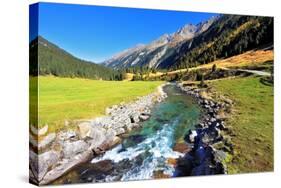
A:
[54, 84, 202, 184]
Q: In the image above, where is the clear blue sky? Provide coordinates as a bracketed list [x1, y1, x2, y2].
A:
[30, 3, 218, 63]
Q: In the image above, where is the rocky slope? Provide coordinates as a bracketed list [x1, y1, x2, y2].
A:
[102, 16, 218, 69]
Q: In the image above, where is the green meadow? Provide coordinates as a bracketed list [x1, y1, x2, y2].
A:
[34, 76, 162, 132]
[210, 76, 273, 173]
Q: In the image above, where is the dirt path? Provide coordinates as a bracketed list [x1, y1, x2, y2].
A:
[236, 69, 271, 76]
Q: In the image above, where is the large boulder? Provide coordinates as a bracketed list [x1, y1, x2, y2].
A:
[38, 150, 60, 181]
[62, 140, 88, 158]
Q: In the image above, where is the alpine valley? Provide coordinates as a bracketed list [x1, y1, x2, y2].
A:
[29, 4, 274, 186]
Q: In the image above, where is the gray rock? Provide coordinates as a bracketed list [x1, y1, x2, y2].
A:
[58, 131, 77, 141]
[130, 113, 140, 123]
[115, 127, 126, 135]
[139, 114, 150, 121]
[29, 150, 39, 180]
[38, 150, 60, 181]
[62, 140, 88, 158]
[78, 122, 93, 139]
[88, 127, 107, 148]
[38, 133, 56, 151]
[105, 128, 117, 139]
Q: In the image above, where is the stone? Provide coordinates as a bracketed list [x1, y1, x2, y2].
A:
[209, 101, 215, 108]
[105, 107, 112, 115]
[58, 131, 77, 141]
[224, 98, 233, 105]
[29, 150, 39, 180]
[106, 128, 117, 138]
[38, 133, 56, 151]
[115, 127, 126, 135]
[204, 99, 209, 105]
[185, 130, 197, 143]
[40, 150, 93, 185]
[38, 150, 60, 181]
[189, 130, 197, 143]
[130, 113, 140, 123]
[88, 127, 107, 148]
[30, 124, 38, 135]
[210, 117, 217, 122]
[39, 124, 49, 136]
[30, 124, 48, 136]
[139, 114, 150, 121]
[62, 140, 88, 158]
[78, 122, 92, 139]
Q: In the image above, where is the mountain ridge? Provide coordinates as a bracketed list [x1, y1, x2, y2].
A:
[102, 15, 219, 69]
[102, 15, 273, 70]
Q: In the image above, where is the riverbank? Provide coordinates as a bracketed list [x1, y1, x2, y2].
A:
[209, 76, 273, 173]
[174, 82, 234, 176]
[29, 84, 167, 185]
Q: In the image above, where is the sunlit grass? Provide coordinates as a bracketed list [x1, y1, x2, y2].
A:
[210, 76, 273, 173]
[31, 76, 163, 132]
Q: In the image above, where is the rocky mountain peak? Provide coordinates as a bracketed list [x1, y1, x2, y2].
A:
[102, 16, 219, 68]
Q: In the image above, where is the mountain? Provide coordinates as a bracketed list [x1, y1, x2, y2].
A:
[103, 15, 273, 70]
[29, 36, 123, 80]
[170, 15, 273, 70]
[102, 16, 218, 69]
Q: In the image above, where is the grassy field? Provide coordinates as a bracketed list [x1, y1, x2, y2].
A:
[209, 76, 273, 173]
[34, 76, 163, 132]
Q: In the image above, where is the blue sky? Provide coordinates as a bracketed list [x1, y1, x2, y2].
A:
[30, 3, 217, 63]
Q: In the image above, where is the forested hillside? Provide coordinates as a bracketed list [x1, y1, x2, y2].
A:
[29, 36, 124, 80]
[102, 15, 273, 71]
[170, 15, 273, 70]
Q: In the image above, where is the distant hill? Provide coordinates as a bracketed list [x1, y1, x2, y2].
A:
[29, 36, 123, 80]
[102, 15, 273, 70]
